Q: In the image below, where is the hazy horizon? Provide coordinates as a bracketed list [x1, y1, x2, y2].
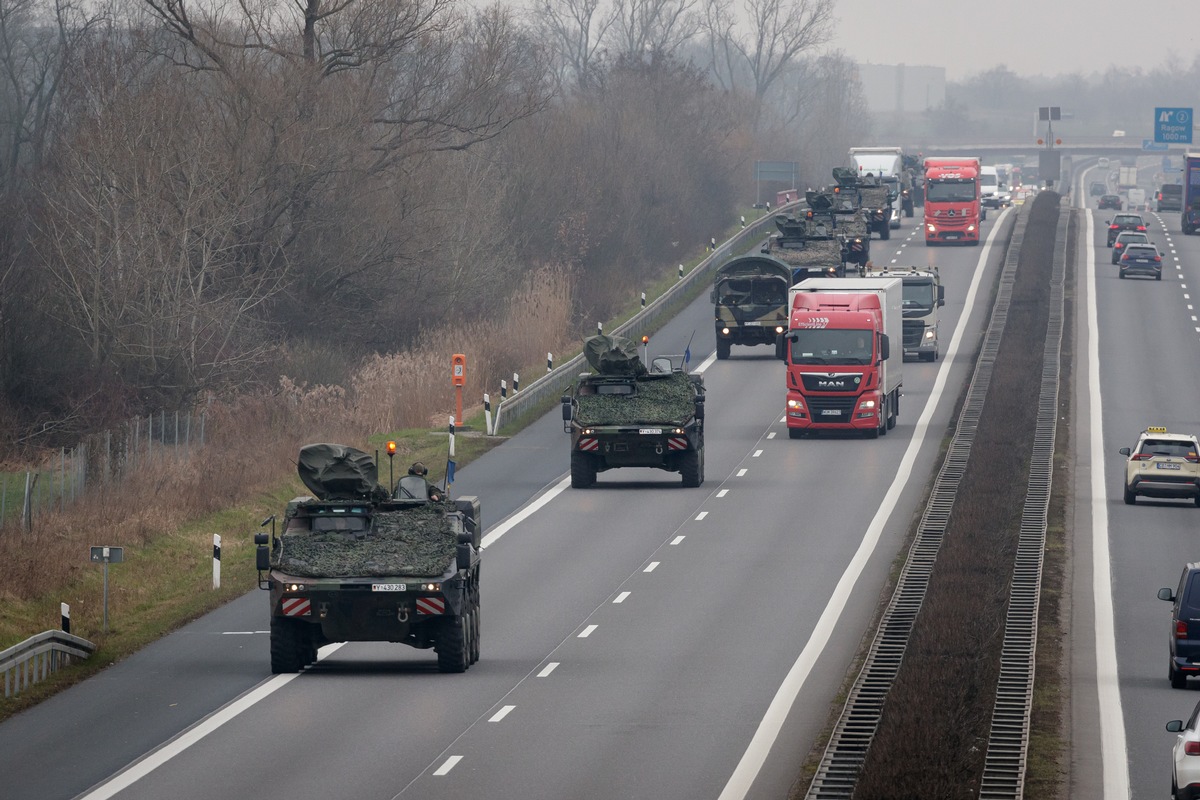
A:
[829, 0, 1199, 81]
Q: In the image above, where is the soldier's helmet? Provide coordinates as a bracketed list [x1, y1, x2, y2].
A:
[408, 462, 428, 477]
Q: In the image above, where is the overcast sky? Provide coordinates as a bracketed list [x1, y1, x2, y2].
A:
[828, 0, 1199, 81]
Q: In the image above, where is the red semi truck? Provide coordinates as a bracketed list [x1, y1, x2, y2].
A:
[923, 157, 982, 246]
[776, 277, 903, 439]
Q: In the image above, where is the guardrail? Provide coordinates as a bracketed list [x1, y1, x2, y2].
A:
[1, 630, 96, 698]
[489, 206, 798, 434]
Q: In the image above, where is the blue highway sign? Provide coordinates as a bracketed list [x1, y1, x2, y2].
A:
[1155, 107, 1193, 144]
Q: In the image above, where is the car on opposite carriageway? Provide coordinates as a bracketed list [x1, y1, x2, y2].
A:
[1111, 231, 1151, 264]
[1119, 427, 1200, 505]
[1107, 213, 1147, 246]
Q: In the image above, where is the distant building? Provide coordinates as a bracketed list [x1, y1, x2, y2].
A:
[855, 63, 946, 114]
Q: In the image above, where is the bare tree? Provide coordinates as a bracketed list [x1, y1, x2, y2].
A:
[609, 0, 698, 62]
[0, 0, 99, 191]
[530, 0, 614, 90]
[700, 0, 833, 118]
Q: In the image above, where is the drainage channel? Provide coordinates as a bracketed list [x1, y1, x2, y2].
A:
[805, 199, 1064, 799]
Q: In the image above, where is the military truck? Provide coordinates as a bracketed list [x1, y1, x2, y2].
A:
[562, 335, 705, 487]
[867, 266, 945, 361]
[762, 207, 846, 280]
[711, 254, 792, 359]
[254, 443, 482, 674]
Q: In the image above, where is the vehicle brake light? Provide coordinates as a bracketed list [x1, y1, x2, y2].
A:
[1154, 256, 1162, 262]
[1109, 224, 1119, 230]
[1178, 619, 1189, 639]
[1136, 225, 1146, 231]
[1186, 740, 1200, 756]
[1132, 453, 1153, 461]
[1187, 454, 1200, 463]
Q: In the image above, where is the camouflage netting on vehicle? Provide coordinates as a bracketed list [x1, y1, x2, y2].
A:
[859, 185, 890, 208]
[272, 505, 458, 577]
[583, 334, 647, 376]
[297, 443, 388, 502]
[575, 372, 697, 425]
[835, 214, 869, 237]
[768, 238, 843, 267]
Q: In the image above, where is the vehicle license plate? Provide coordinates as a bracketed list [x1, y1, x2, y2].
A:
[1157, 463, 1182, 470]
[821, 409, 841, 416]
[639, 428, 663, 435]
[372, 584, 407, 591]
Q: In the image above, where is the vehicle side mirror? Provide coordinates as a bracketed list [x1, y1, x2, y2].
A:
[456, 543, 473, 571]
[561, 396, 572, 421]
[1168, 720, 1185, 733]
[775, 332, 787, 361]
[1159, 587, 1176, 603]
[937, 285, 945, 306]
[1118, 447, 1131, 456]
[256, 542, 271, 572]
[694, 398, 704, 420]
[878, 334, 890, 362]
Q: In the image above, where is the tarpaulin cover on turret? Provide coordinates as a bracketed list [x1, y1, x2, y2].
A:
[584, 335, 647, 376]
[297, 443, 389, 502]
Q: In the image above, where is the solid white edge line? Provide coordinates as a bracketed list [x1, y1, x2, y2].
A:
[717, 207, 1014, 800]
[1081, 180, 1131, 797]
[76, 644, 345, 800]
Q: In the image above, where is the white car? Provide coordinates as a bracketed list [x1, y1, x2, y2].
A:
[1166, 698, 1200, 800]
[1118, 427, 1200, 505]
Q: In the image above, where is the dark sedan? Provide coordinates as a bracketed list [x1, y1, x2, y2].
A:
[1098, 194, 1122, 210]
[1118, 243, 1162, 280]
[1107, 213, 1147, 246]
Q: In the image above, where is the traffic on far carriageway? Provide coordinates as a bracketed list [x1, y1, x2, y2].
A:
[561, 334, 705, 487]
[254, 443, 482, 674]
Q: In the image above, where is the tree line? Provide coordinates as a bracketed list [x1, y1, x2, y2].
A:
[0, 0, 871, 455]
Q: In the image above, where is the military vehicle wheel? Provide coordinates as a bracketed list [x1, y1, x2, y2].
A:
[270, 617, 305, 674]
[571, 451, 597, 488]
[716, 338, 731, 360]
[680, 449, 702, 487]
[437, 615, 469, 673]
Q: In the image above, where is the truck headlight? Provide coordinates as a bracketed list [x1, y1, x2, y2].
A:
[924, 329, 935, 340]
[721, 326, 730, 335]
[967, 225, 976, 232]
[859, 399, 876, 409]
[926, 224, 936, 233]
[286, 583, 306, 592]
[786, 398, 805, 410]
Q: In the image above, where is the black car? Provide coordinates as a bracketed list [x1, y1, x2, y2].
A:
[1158, 184, 1183, 212]
[1159, 564, 1200, 688]
[1089, 181, 1107, 197]
[1098, 194, 1122, 210]
[1118, 243, 1162, 279]
[1107, 213, 1147, 246]
[1111, 231, 1150, 264]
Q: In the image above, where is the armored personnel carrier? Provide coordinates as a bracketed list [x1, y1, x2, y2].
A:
[762, 205, 846, 279]
[254, 443, 482, 674]
[562, 335, 705, 487]
[807, 188, 870, 271]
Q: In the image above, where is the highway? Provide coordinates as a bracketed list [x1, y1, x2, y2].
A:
[1071, 159, 1200, 800]
[0, 209, 1015, 800]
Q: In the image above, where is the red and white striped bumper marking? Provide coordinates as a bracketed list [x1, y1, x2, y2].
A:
[578, 438, 599, 451]
[281, 597, 311, 617]
[667, 437, 688, 451]
[416, 597, 446, 615]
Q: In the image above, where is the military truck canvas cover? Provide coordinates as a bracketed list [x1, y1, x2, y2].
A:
[273, 503, 458, 578]
[584, 334, 646, 376]
[297, 443, 388, 501]
[715, 255, 792, 284]
[859, 184, 890, 209]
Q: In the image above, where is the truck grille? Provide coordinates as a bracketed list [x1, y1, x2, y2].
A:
[903, 320, 924, 349]
[806, 397, 857, 421]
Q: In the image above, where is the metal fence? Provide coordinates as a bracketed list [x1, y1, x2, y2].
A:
[0, 408, 207, 532]
[489, 206, 797, 434]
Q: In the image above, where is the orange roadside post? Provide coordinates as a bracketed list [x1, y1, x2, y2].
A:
[452, 354, 466, 427]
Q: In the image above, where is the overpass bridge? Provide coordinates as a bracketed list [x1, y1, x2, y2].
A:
[909, 138, 1192, 159]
